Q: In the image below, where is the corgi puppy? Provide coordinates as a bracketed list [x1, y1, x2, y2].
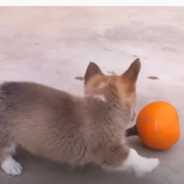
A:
[0, 58, 159, 177]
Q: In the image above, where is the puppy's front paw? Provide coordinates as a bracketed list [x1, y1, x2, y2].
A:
[1, 156, 22, 176]
[135, 158, 160, 177]
[122, 148, 160, 177]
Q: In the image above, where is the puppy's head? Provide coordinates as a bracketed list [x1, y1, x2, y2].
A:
[84, 58, 141, 121]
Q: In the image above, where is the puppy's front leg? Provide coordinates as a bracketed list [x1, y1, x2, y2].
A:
[101, 145, 159, 177]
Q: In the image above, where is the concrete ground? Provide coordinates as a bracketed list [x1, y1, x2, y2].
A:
[0, 6, 183, 184]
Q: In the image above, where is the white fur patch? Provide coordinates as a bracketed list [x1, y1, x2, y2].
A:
[1, 156, 22, 176]
[118, 148, 159, 177]
[94, 95, 106, 102]
[3, 143, 16, 154]
[98, 82, 107, 89]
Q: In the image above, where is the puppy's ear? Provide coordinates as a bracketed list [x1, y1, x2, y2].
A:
[84, 62, 103, 85]
[122, 58, 141, 83]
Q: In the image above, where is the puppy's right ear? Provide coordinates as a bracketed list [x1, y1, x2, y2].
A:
[84, 62, 103, 85]
[121, 58, 141, 84]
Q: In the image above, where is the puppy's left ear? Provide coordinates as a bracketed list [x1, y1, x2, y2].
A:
[122, 58, 141, 83]
[84, 62, 103, 85]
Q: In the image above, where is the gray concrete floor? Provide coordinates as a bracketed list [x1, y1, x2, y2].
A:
[0, 6, 184, 184]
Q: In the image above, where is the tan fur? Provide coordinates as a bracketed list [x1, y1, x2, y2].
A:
[0, 58, 142, 175]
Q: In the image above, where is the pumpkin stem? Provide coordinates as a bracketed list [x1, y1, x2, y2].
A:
[126, 125, 139, 137]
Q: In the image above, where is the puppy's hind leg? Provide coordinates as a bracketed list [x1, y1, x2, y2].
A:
[101, 145, 159, 177]
[0, 143, 22, 176]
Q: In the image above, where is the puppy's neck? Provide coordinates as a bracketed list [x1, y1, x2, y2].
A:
[83, 93, 130, 126]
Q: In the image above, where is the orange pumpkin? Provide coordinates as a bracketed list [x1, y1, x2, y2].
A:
[136, 101, 180, 150]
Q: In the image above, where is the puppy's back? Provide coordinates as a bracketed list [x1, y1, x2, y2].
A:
[0, 82, 88, 164]
[0, 82, 71, 108]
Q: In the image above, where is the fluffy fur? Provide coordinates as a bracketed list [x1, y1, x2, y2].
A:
[0, 58, 159, 176]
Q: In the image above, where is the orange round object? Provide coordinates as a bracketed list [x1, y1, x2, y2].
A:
[136, 101, 180, 150]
